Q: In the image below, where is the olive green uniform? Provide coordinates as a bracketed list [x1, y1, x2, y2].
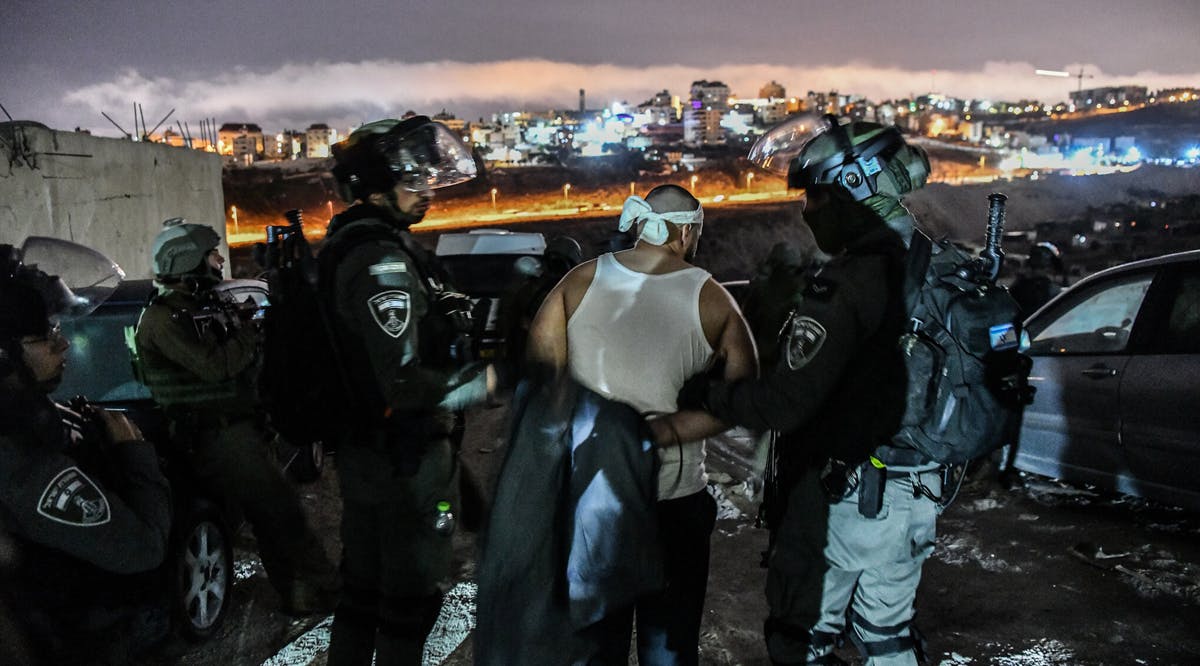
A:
[322, 207, 489, 666]
[133, 286, 338, 610]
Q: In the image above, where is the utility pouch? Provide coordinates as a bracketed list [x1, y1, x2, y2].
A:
[858, 460, 886, 518]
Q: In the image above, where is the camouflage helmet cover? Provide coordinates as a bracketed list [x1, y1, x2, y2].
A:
[152, 217, 221, 279]
[791, 115, 930, 201]
[750, 114, 930, 202]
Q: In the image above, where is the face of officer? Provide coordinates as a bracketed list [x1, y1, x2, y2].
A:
[19, 321, 70, 393]
[205, 248, 225, 278]
[391, 180, 433, 221]
[801, 185, 885, 255]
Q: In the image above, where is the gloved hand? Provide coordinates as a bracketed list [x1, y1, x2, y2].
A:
[435, 290, 475, 334]
[676, 373, 714, 412]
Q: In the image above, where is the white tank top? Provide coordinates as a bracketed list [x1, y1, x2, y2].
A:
[567, 253, 715, 499]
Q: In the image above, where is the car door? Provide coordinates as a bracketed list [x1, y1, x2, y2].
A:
[1117, 262, 1200, 509]
[1016, 268, 1157, 490]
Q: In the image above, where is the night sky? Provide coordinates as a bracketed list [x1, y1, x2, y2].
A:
[4, 0, 1199, 134]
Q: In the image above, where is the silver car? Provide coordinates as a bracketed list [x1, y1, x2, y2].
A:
[1014, 249, 1200, 511]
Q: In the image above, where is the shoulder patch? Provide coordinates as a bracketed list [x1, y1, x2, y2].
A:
[786, 316, 828, 370]
[368, 261, 408, 276]
[368, 290, 411, 338]
[37, 466, 111, 527]
[804, 276, 837, 301]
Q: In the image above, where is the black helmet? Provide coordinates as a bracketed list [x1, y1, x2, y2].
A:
[1028, 241, 1063, 273]
[331, 116, 477, 202]
[545, 236, 583, 268]
[0, 239, 122, 379]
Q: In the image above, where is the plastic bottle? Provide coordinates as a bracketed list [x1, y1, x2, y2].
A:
[433, 501, 455, 536]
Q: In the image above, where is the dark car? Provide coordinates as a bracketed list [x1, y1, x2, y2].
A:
[1014, 249, 1200, 511]
[50, 277, 322, 639]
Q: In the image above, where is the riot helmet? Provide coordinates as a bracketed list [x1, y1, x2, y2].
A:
[752, 114, 929, 203]
[0, 238, 123, 383]
[331, 116, 477, 203]
[152, 218, 222, 286]
[750, 115, 930, 252]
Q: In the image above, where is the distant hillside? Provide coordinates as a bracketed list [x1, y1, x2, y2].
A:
[1018, 102, 1200, 158]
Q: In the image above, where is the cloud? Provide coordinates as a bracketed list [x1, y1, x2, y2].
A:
[62, 59, 1200, 135]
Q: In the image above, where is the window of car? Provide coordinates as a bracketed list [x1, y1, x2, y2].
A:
[1027, 272, 1154, 355]
[56, 305, 151, 403]
[1151, 270, 1200, 354]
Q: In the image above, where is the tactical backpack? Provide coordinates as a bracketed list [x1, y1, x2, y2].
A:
[892, 226, 1034, 466]
[256, 210, 383, 453]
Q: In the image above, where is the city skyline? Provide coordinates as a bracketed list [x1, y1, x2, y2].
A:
[5, 0, 1200, 136]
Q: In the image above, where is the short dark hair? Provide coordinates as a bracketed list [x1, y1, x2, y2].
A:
[645, 184, 700, 213]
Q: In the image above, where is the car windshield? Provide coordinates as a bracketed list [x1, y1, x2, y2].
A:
[53, 303, 151, 403]
[440, 255, 535, 298]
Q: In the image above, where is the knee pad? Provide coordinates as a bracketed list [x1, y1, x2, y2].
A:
[846, 608, 918, 661]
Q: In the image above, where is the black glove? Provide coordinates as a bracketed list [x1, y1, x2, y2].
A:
[676, 373, 714, 412]
[436, 290, 475, 334]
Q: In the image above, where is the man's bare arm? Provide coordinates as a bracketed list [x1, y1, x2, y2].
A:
[651, 280, 758, 446]
[525, 280, 569, 377]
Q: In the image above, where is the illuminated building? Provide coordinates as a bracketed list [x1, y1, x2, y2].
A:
[305, 123, 338, 158]
[684, 80, 730, 147]
[217, 123, 264, 164]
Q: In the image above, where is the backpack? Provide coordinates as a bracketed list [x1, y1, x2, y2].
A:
[891, 231, 1034, 465]
[256, 211, 386, 453]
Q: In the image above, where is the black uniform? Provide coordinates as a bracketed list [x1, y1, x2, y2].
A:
[0, 392, 171, 663]
[698, 225, 938, 664]
[322, 205, 490, 666]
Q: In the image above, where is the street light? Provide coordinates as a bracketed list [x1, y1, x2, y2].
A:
[491, 187, 498, 210]
[231, 205, 239, 234]
[327, 199, 333, 222]
[629, 181, 636, 195]
[746, 172, 755, 191]
[563, 183, 572, 205]
[689, 174, 698, 192]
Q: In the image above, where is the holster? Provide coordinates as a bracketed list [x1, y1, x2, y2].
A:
[858, 462, 886, 519]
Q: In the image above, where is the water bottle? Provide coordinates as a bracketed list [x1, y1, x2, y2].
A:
[433, 501, 455, 536]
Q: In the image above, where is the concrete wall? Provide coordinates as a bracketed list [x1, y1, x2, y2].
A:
[1, 122, 226, 279]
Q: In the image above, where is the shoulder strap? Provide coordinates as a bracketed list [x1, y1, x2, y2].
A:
[902, 231, 934, 318]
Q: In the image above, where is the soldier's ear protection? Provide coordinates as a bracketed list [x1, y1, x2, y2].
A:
[789, 114, 907, 202]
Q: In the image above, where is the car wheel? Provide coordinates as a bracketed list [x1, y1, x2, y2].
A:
[173, 502, 232, 641]
[287, 440, 324, 483]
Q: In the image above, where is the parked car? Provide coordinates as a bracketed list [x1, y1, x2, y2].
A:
[434, 229, 547, 359]
[1013, 249, 1200, 511]
[50, 277, 322, 639]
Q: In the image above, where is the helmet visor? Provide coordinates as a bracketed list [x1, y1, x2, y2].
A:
[19, 237, 125, 318]
[747, 113, 825, 176]
[381, 122, 477, 191]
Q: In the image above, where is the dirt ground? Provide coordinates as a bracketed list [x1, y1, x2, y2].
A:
[147, 385, 1200, 666]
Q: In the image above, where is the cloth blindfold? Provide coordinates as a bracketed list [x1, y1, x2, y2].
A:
[617, 196, 704, 246]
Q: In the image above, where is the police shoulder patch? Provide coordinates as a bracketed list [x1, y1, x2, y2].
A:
[804, 276, 837, 301]
[786, 316, 828, 370]
[37, 466, 111, 527]
[368, 290, 411, 338]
